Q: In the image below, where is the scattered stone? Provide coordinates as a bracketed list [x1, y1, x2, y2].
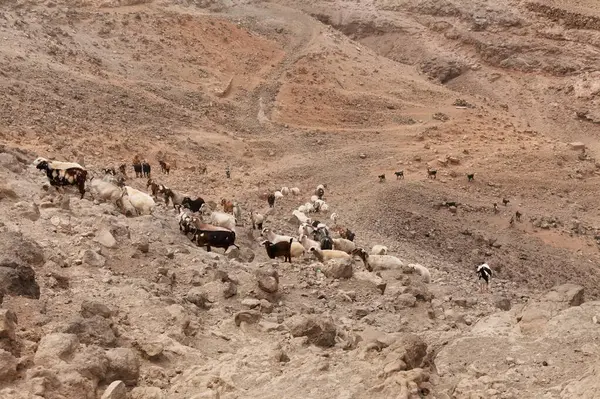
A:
[105, 348, 140, 386]
[12, 201, 40, 221]
[359, 153, 367, 159]
[222, 281, 237, 298]
[569, 142, 586, 151]
[34, 333, 79, 366]
[139, 342, 164, 359]
[0, 349, 17, 381]
[0, 309, 17, 341]
[257, 268, 279, 294]
[354, 271, 387, 294]
[130, 387, 166, 399]
[234, 310, 261, 327]
[95, 229, 117, 249]
[287, 316, 337, 348]
[101, 380, 127, 399]
[242, 298, 261, 309]
[82, 249, 106, 267]
[354, 307, 369, 319]
[321, 259, 353, 279]
[80, 300, 112, 319]
[260, 299, 274, 313]
[495, 297, 512, 311]
[273, 349, 290, 363]
[396, 293, 417, 308]
[136, 239, 150, 253]
[185, 288, 212, 309]
[62, 315, 117, 347]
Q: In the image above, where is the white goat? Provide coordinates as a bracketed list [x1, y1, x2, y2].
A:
[332, 238, 356, 254]
[309, 248, 350, 262]
[90, 178, 123, 203]
[262, 228, 296, 244]
[330, 213, 339, 224]
[371, 245, 388, 255]
[355, 249, 403, 272]
[292, 210, 311, 224]
[408, 263, 431, 283]
[299, 234, 320, 251]
[200, 203, 236, 231]
[120, 186, 155, 215]
[274, 191, 284, 199]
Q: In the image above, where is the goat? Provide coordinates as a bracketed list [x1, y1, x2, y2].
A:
[476, 263, 492, 293]
[147, 178, 160, 198]
[502, 198, 510, 206]
[378, 174, 386, 182]
[395, 170, 404, 179]
[515, 210, 522, 222]
[182, 196, 205, 213]
[353, 248, 403, 272]
[467, 173, 475, 182]
[102, 167, 117, 176]
[118, 164, 127, 175]
[33, 157, 87, 199]
[159, 160, 170, 175]
[262, 238, 293, 263]
[427, 167, 437, 179]
[250, 211, 266, 230]
[309, 248, 350, 262]
[493, 203, 499, 214]
[142, 161, 151, 178]
[192, 224, 238, 253]
[221, 199, 234, 214]
[163, 188, 185, 209]
[267, 193, 275, 208]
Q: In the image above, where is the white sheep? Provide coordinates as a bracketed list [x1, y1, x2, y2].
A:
[309, 248, 350, 262]
[304, 202, 315, 213]
[120, 186, 156, 215]
[332, 238, 356, 254]
[320, 203, 329, 212]
[310, 195, 319, 203]
[290, 242, 306, 258]
[371, 245, 388, 255]
[262, 228, 296, 244]
[201, 203, 236, 231]
[290, 187, 300, 196]
[292, 210, 311, 224]
[330, 213, 339, 224]
[298, 205, 307, 213]
[299, 234, 320, 251]
[408, 263, 431, 283]
[355, 249, 403, 272]
[90, 178, 124, 203]
[274, 191, 284, 199]
[281, 187, 290, 196]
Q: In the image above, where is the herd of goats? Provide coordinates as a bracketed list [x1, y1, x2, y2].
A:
[31, 156, 497, 292]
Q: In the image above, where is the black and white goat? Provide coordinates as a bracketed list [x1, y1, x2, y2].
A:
[476, 263, 492, 293]
[33, 157, 87, 199]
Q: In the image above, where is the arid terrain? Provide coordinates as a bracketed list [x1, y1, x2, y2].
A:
[1, 0, 600, 398]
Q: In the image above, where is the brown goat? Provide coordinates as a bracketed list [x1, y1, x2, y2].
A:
[221, 198, 234, 213]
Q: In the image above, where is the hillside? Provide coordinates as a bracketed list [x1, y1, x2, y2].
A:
[0, 0, 599, 398]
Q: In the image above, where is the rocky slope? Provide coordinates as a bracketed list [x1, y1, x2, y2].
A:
[1, 0, 600, 398]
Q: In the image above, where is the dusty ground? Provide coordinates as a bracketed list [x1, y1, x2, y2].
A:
[0, 0, 599, 398]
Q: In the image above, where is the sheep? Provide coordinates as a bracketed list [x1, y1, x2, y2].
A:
[292, 210, 311, 225]
[290, 187, 300, 196]
[320, 203, 329, 212]
[33, 157, 87, 199]
[332, 238, 356, 254]
[221, 199, 234, 214]
[89, 178, 124, 204]
[304, 202, 315, 213]
[395, 170, 404, 179]
[310, 195, 319, 203]
[261, 228, 295, 244]
[299, 233, 320, 250]
[159, 160, 170, 175]
[378, 174, 386, 182]
[233, 202, 242, 225]
[290, 241, 306, 258]
[263, 238, 293, 263]
[427, 167, 437, 179]
[119, 186, 156, 215]
[142, 161, 151, 177]
[408, 263, 431, 283]
[467, 173, 475, 182]
[281, 187, 290, 196]
[250, 211, 266, 230]
[476, 263, 492, 292]
[353, 249, 403, 272]
[274, 191, 284, 200]
[267, 193, 275, 208]
[371, 245, 388, 255]
[200, 204, 236, 232]
[309, 247, 350, 262]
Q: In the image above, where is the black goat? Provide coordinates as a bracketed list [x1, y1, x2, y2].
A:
[427, 167, 437, 179]
[263, 238, 293, 263]
[502, 198, 510, 206]
[267, 193, 275, 208]
[142, 161, 151, 178]
[467, 173, 475, 182]
[182, 196, 205, 213]
[378, 174, 386, 182]
[395, 170, 404, 179]
[133, 162, 142, 178]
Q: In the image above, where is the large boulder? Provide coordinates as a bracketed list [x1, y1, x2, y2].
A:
[321, 259, 353, 279]
[287, 315, 337, 348]
[0, 231, 43, 299]
[257, 267, 279, 294]
[105, 348, 140, 386]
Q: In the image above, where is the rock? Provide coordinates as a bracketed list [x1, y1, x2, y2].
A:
[0, 266, 40, 299]
[185, 288, 212, 309]
[495, 297, 512, 311]
[101, 380, 127, 399]
[130, 387, 166, 399]
[569, 142, 586, 151]
[222, 281, 237, 298]
[354, 307, 369, 319]
[136, 239, 150, 253]
[80, 300, 112, 318]
[322, 259, 353, 279]
[0, 349, 17, 381]
[396, 293, 417, 308]
[12, 201, 40, 221]
[82, 249, 106, 267]
[226, 247, 254, 262]
[257, 268, 279, 294]
[0, 309, 17, 341]
[287, 316, 337, 348]
[234, 310, 261, 327]
[105, 348, 140, 386]
[95, 229, 117, 249]
[354, 271, 387, 294]
[273, 349, 290, 363]
[62, 316, 117, 346]
[260, 299, 273, 314]
[545, 283, 584, 306]
[447, 156, 460, 164]
[34, 333, 79, 366]
[139, 342, 164, 359]
[242, 298, 261, 309]
[0, 184, 18, 201]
